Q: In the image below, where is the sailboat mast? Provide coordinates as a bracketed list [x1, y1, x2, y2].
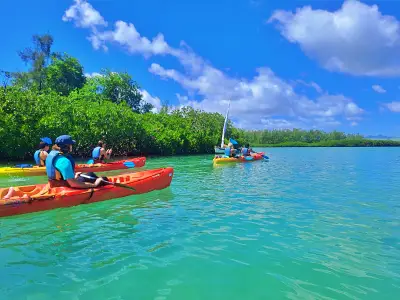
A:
[220, 100, 231, 148]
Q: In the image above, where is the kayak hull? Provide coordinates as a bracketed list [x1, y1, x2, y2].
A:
[0, 167, 173, 218]
[213, 153, 265, 164]
[0, 157, 146, 176]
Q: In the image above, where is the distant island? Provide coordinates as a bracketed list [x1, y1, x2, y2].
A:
[365, 135, 400, 141]
[238, 130, 400, 148]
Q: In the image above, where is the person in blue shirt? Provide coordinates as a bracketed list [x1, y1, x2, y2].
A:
[34, 141, 50, 166]
[46, 135, 105, 189]
[92, 140, 112, 163]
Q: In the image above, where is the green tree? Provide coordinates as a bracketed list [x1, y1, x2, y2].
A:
[45, 53, 86, 96]
[16, 34, 54, 90]
[92, 69, 153, 113]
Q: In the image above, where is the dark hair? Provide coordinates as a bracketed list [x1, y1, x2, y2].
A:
[245, 143, 250, 148]
[98, 140, 104, 147]
[39, 141, 49, 149]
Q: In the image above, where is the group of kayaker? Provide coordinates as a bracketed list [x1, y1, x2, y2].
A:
[34, 135, 112, 189]
[221, 142, 255, 158]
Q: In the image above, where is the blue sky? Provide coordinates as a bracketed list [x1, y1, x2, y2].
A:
[1, 0, 400, 136]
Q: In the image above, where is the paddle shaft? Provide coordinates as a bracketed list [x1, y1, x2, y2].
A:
[79, 174, 136, 191]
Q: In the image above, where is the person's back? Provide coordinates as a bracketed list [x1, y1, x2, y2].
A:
[47, 135, 104, 189]
[224, 147, 231, 157]
[242, 143, 250, 156]
[92, 140, 112, 163]
[34, 142, 50, 166]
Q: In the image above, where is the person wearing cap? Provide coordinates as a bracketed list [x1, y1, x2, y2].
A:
[92, 140, 112, 163]
[46, 135, 104, 189]
[34, 141, 50, 166]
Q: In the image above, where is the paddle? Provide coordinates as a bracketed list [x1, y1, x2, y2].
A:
[251, 151, 269, 160]
[79, 174, 136, 191]
[15, 164, 33, 168]
[85, 160, 136, 168]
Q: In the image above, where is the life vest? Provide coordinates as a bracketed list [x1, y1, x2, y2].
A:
[46, 150, 75, 187]
[224, 147, 231, 156]
[242, 148, 248, 156]
[34, 150, 41, 165]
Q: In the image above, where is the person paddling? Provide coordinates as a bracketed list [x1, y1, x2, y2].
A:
[34, 140, 50, 166]
[92, 140, 112, 163]
[46, 135, 105, 189]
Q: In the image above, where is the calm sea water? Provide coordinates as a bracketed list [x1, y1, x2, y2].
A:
[0, 148, 399, 300]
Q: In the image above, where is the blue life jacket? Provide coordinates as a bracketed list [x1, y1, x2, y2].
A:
[34, 150, 41, 165]
[224, 147, 231, 156]
[242, 148, 248, 156]
[92, 146, 101, 160]
[46, 150, 75, 180]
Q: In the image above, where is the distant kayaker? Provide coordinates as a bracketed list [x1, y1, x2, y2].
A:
[241, 143, 252, 156]
[46, 135, 105, 189]
[92, 140, 112, 163]
[34, 141, 50, 166]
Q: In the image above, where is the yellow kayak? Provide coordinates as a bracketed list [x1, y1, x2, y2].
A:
[213, 152, 266, 164]
[0, 157, 146, 176]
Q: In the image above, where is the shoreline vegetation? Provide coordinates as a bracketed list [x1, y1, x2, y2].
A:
[252, 140, 400, 148]
[1, 34, 399, 162]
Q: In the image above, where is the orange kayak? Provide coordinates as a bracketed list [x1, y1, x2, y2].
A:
[0, 167, 173, 218]
[0, 157, 146, 176]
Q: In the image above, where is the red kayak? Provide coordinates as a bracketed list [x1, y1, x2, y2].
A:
[0, 157, 146, 177]
[0, 167, 173, 218]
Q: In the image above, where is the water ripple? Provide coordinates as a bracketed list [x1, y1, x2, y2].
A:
[0, 148, 400, 299]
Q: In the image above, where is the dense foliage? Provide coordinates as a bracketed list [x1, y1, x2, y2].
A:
[1, 34, 398, 161]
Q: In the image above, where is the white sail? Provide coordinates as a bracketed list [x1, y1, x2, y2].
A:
[220, 100, 231, 148]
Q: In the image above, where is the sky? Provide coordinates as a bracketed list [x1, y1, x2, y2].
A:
[1, 0, 400, 136]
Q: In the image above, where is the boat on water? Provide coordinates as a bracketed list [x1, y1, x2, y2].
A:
[214, 101, 231, 154]
[213, 152, 266, 164]
[0, 167, 173, 218]
[0, 157, 146, 177]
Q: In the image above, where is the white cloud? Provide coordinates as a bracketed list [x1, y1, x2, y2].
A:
[84, 72, 102, 78]
[384, 102, 400, 112]
[372, 84, 386, 93]
[294, 79, 323, 93]
[63, 0, 107, 28]
[90, 21, 171, 58]
[269, 0, 400, 76]
[149, 62, 364, 129]
[140, 90, 162, 113]
[64, 0, 365, 129]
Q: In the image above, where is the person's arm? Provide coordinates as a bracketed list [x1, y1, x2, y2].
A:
[56, 157, 103, 188]
[40, 151, 48, 161]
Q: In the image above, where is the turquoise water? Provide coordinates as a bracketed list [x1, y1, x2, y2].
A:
[0, 148, 399, 299]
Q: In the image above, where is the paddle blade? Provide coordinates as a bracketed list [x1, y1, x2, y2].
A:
[263, 155, 269, 160]
[86, 159, 94, 164]
[114, 182, 136, 191]
[229, 138, 238, 145]
[15, 164, 33, 168]
[123, 161, 136, 168]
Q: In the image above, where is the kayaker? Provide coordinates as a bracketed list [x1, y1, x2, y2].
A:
[34, 141, 50, 166]
[46, 135, 105, 189]
[92, 140, 112, 163]
[241, 144, 252, 156]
